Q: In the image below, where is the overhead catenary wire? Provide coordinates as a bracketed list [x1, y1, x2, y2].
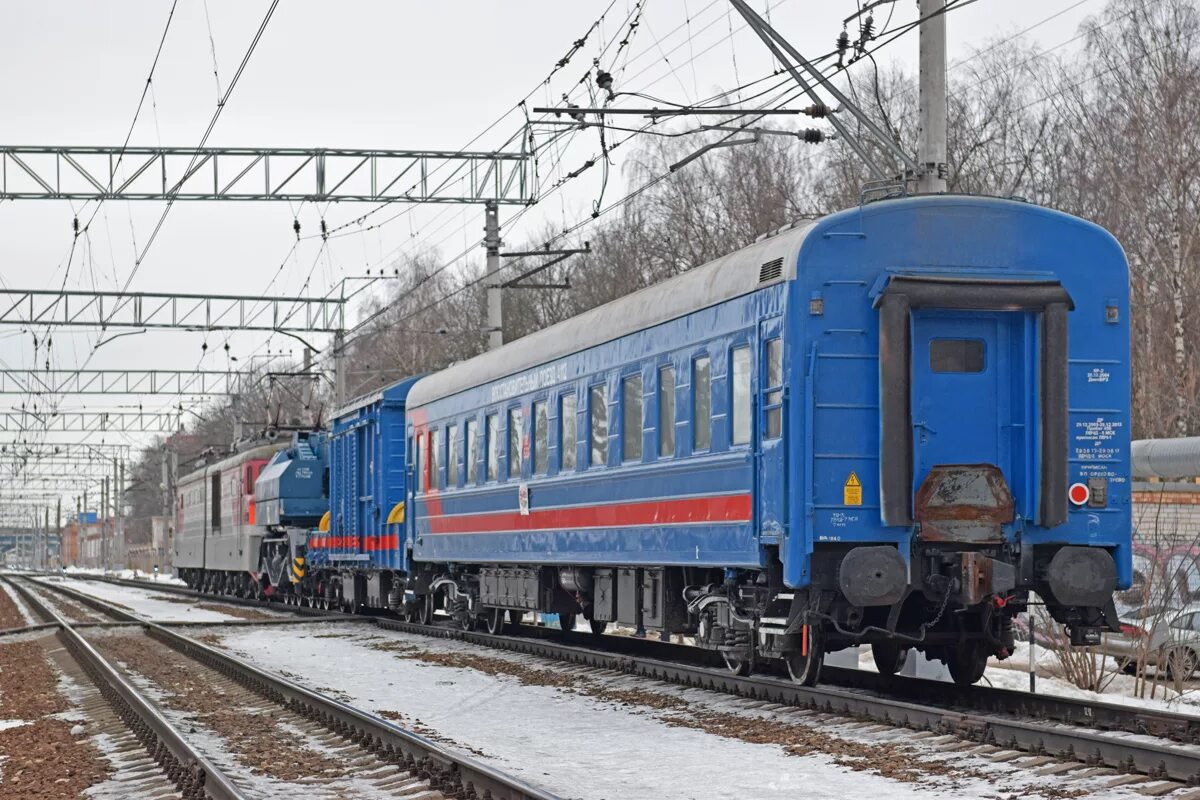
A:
[330, 0, 990, 360]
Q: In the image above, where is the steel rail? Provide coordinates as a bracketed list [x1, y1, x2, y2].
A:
[66, 574, 1200, 781]
[373, 618, 1200, 784]
[74, 573, 1200, 746]
[3, 577, 248, 800]
[31, 577, 562, 800]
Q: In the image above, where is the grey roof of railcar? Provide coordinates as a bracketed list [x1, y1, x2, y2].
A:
[406, 220, 814, 409]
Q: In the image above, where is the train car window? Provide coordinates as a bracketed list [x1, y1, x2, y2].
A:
[765, 338, 783, 440]
[623, 374, 643, 462]
[465, 419, 478, 484]
[533, 401, 549, 474]
[732, 346, 751, 445]
[693, 356, 712, 451]
[590, 384, 608, 466]
[930, 338, 985, 373]
[659, 366, 675, 457]
[561, 393, 577, 470]
[210, 473, 221, 529]
[431, 428, 443, 490]
[447, 424, 460, 487]
[509, 407, 524, 478]
[417, 431, 428, 492]
[486, 413, 500, 481]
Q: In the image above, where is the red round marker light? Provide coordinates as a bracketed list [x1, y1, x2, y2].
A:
[1068, 482, 1090, 506]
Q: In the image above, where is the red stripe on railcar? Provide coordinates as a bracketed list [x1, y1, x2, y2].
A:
[425, 494, 752, 535]
[307, 536, 358, 549]
[364, 534, 400, 551]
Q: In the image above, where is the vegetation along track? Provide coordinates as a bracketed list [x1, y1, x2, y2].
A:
[64, 573, 1200, 788]
[23, 576, 561, 800]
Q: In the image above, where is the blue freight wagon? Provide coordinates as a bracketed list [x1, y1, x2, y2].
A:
[305, 376, 421, 608]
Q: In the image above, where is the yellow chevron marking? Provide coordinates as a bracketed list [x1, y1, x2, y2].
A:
[386, 501, 405, 525]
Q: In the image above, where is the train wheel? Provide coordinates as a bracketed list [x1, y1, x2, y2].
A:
[948, 642, 989, 686]
[872, 641, 908, 676]
[721, 651, 750, 676]
[484, 608, 506, 635]
[508, 610, 525, 626]
[558, 613, 577, 635]
[589, 619, 608, 635]
[785, 625, 825, 686]
[419, 594, 434, 625]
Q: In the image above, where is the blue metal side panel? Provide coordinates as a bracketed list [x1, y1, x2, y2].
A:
[784, 196, 1131, 590]
[325, 376, 418, 572]
[409, 288, 784, 568]
[253, 432, 327, 529]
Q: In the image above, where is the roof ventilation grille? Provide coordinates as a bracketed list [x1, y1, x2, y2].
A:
[758, 257, 784, 284]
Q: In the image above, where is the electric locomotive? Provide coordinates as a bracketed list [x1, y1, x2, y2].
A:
[396, 194, 1131, 686]
[174, 430, 327, 597]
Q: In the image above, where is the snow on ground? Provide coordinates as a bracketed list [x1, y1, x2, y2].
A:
[62, 566, 186, 585]
[202, 623, 1157, 800]
[42, 577, 247, 622]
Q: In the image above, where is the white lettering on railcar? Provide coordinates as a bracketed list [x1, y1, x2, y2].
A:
[488, 363, 570, 403]
[1073, 417, 1124, 461]
[1087, 368, 1110, 383]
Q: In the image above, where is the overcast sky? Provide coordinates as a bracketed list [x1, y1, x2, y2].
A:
[0, 0, 1102, 492]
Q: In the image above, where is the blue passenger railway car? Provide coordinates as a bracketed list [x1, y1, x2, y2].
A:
[397, 195, 1131, 685]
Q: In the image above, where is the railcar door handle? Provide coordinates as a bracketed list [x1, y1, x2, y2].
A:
[913, 421, 937, 434]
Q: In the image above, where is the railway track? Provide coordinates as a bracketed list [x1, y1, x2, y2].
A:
[45, 571, 1200, 789]
[19, 576, 560, 800]
[57, 572, 1200, 791]
[3, 576, 245, 799]
[75, 575, 1200, 740]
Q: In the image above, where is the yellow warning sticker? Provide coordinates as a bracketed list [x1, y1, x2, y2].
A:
[843, 471, 863, 506]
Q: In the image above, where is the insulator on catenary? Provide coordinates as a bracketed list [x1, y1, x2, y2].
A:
[802, 103, 832, 118]
[836, 29, 849, 64]
[293, 218, 301, 239]
[859, 15, 875, 50]
[798, 129, 827, 144]
[596, 69, 613, 95]
[320, 219, 328, 241]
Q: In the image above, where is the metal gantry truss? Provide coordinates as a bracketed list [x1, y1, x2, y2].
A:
[0, 409, 181, 434]
[0, 442, 132, 456]
[0, 369, 245, 396]
[0, 288, 345, 332]
[0, 145, 533, 205]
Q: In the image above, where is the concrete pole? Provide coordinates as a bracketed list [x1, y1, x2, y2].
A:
[484, 202, 503, 350]
[917, 0, 948, 194]
[117, 458, 125, 569]
[101, 477, 108, 571]
[333, 330, 347, 407]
